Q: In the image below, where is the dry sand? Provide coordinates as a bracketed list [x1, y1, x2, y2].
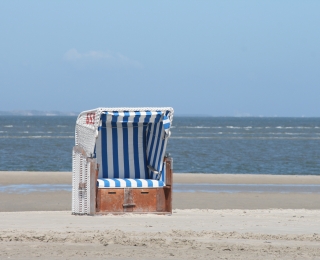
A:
[1, 209, 320, 259]
[1, 171, 320, 259]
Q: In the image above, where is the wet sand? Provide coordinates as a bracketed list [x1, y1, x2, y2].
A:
[1, 171, 320, 211]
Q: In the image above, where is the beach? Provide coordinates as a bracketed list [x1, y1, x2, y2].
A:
[1, 172, 320, 259]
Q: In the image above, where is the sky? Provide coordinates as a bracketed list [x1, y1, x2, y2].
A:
[0, 1, 319, 116]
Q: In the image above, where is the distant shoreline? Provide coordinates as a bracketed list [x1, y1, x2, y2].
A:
[1, 111, 320, 117]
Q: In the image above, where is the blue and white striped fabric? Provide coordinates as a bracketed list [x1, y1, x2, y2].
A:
[97, 178, 165, 188]
[163, 115, 171, 135]
[95, 110, 171, 181]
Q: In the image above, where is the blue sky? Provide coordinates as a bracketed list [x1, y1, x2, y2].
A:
[0, 1, 319, 116]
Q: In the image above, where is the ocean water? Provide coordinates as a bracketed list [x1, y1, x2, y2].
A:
[0, 116, 319, 175]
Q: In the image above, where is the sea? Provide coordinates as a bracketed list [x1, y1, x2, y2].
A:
[0, 116, 319, 175]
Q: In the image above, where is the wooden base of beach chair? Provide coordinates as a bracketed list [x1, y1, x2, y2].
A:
[96, 187, 171, 214]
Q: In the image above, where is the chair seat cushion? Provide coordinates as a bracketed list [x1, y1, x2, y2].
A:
[97, 178, 165, 188]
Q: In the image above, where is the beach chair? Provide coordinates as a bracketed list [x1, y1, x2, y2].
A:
[72, 107, 174, 215]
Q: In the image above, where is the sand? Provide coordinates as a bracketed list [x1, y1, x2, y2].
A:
[1, 171, 320, 211]
[1, 171, 320, 259]
[1, 209, 320, 259]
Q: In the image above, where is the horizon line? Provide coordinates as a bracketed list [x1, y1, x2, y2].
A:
[0, 110, 318, 118]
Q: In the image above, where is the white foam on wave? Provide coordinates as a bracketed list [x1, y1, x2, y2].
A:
[3, 125, 13, 128]
[179, 126, 223, 129]
[175, 125, 319, 130]
[0, 136, 74, 139]
[276, 126, 313, 129]
[184, 126, 211, 129]
[170, 136, 320, 140]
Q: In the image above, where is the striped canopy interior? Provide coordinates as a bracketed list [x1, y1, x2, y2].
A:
[95, 110, 171, 180]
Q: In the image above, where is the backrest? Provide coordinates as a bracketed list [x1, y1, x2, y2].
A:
[95, 110, 171, 180]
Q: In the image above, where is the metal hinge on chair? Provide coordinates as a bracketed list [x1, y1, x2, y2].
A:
[147, 165, 159, 174]
[123, 188, 135, 211]
[147, 165, 162, 180]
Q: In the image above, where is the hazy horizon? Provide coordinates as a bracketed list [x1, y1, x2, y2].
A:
[0, 109, 318, 118]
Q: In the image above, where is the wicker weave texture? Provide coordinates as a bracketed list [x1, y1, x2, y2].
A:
[72, 148, 91, 215]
